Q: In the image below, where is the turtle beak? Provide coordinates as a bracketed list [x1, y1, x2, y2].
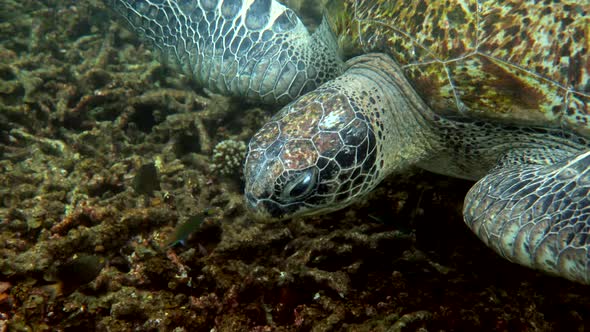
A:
[245, 192, 258, 210]
[244, 193, 274, 221]
[244, 193, 289, 221]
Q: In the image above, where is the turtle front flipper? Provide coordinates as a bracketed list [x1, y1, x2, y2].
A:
[105, 0, 343, 103]
[464, 149, 590, 284]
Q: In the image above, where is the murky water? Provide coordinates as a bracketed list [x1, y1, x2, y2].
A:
[0, 1, 589, 330]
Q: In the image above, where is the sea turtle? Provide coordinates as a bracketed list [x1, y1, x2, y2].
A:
[105, 0, 590, 283]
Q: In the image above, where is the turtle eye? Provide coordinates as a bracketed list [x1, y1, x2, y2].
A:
[281, 167, 318, 201]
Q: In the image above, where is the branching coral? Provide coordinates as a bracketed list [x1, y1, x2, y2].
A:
[210, 139, 247, 176]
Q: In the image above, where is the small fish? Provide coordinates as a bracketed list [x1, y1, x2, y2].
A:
[165, 208, 216, 248]
[42, 254, 105, 298]
[132, 162, 160, 197]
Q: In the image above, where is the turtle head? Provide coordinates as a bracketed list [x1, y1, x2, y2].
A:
[244, 87, 380, 220]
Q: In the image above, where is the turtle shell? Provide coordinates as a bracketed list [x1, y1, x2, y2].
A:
[335, 0, 590, 136]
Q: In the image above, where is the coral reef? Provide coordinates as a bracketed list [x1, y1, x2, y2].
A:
[210, 139, 247, 177]
[0, 1, 589, 331]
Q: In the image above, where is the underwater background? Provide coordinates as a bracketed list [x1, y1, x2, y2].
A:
[1, 0, 589, 330]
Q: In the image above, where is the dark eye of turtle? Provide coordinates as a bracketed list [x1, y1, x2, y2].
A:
[281, 167, 318, 201]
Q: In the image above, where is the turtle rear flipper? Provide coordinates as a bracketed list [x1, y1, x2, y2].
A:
[464, 149, 590, 284]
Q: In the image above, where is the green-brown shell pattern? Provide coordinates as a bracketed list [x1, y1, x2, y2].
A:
[337, 0, 589, 136]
